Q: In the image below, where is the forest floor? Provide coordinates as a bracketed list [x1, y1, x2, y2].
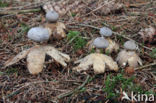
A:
[0, 0, 156, 103]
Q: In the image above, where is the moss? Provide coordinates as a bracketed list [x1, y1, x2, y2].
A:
[67, 31, 87, 51]
[150, 48, 156, 58]
[102, 73, 152, 99]
[0, 1, 9, 7]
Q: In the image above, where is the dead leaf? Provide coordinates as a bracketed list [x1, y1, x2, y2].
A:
[73, 53, 119, 74]
[76, 49, 84, 55]
[125, 67, 135, 74]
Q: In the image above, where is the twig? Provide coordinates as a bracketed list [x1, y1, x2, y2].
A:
[0, 8, 41, 16]
[150, 72, 156, 81]
[77, 24, 100, 30]
[5, 81, 50, 99]
[57, 75, 90, 99]
[82, 0, 115, 17]
[128, 1, 155, 7]
[135, 62, 156, 70]
[0, 0, 50, 10]
[75, 23, 153, 51]
[1, 90, 6, 103]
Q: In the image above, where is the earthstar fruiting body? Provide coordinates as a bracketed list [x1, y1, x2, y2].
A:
[116, 41, 142, 68]
[93, 37, 109, 48]
[73, 53, 119, 74]
[4, 45, 70, 75]
[98, 27, 119, 53]
[124, 40, 138, 50]
[46, 11, 59, 22]
[105, 38, 119, 53]
[99, 27, 112, 37]
[44, 22, 66, 39]
[4, 48, 31, 68]
[88, 38, 119, 53]
[27, 46, 45, 74]
[27, 22, 66, 42]
[138, 26, 156, 43]
[116, 50, 142, 68]
[27, 27, 51, 42]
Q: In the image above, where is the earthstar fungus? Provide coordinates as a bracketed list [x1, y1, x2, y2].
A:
[73, 53, 119, 74]
[116, 40, 142, 68]
[4, 45, 70, 75]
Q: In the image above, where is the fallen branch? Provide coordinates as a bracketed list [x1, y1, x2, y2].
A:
[0, 0, 50, 10]
[0, 8, 41, 16]
[57, 75, 90, 99]
[128, 1, 155, 7]
[5, 81, 50, 99]
[135, 62, 156, 70]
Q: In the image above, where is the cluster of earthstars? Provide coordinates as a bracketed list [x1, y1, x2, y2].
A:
[90, 27, 142, 68]
[4, 10, 142, 75]
[74, 27, 142, 73]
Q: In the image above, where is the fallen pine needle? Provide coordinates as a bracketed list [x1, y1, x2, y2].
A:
[57, 75, 90, 99]
[5, 81, 50, 99]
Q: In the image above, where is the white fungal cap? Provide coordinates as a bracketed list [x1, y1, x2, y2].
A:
[46, 11, 59, 22]
[124, 40, 138, 50]
[93, 37, 109, 48]
[99, 27, 112, 37]
[27, 27, 50, 42]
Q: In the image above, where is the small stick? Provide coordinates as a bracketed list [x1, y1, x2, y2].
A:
[0, 8, 41, 17]
[135, 62, 156, 70]
[57, 75, 90, 99]
[0, 0, 49, 10]
[128, 2, 154, 7]
[5, 81, 50, 99]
